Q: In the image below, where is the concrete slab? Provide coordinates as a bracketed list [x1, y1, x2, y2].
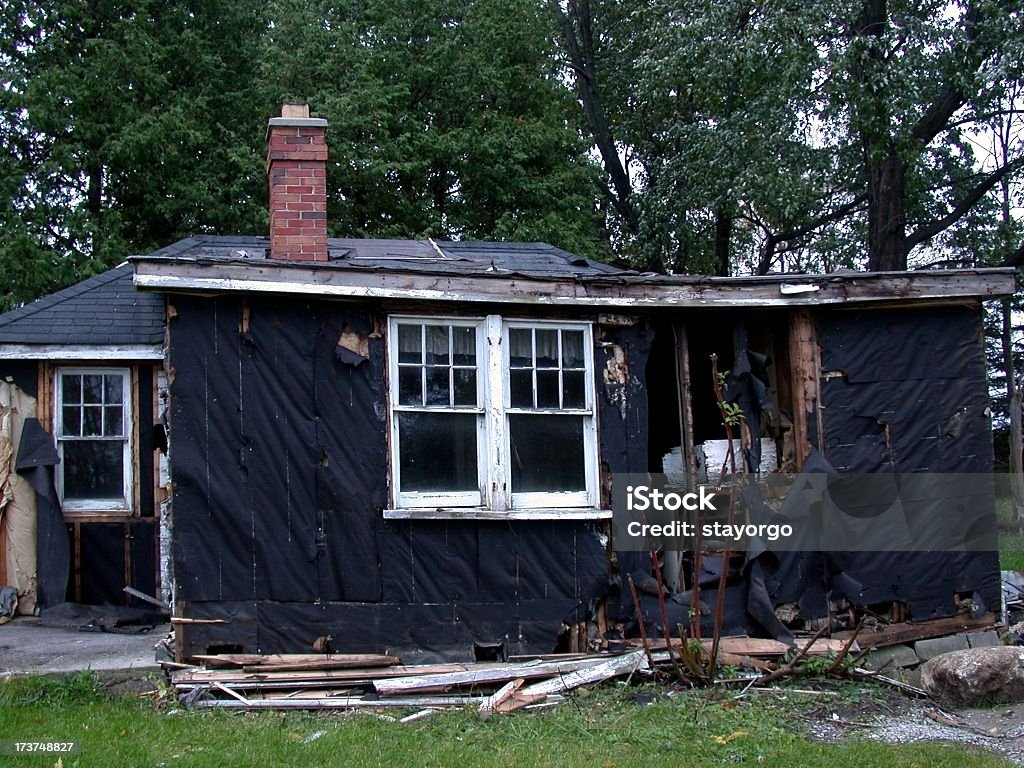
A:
[967, 630, 1003, 649]
[864, 643, 920, 671]
[914, 632, 970, 661]
[0, 618, 167, 676]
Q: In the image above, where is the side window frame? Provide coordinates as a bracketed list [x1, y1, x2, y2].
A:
[54, 366, 133, 513]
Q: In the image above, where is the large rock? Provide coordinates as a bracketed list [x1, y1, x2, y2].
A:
[921, 646, 1024, 706]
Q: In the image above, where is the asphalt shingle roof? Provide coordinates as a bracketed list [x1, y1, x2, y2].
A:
[0, 236, 624, 349]
[141, 235, 628, 280]
[0, 263, 165, 346]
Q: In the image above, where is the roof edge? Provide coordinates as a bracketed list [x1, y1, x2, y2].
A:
[131, 258, 1016, 308]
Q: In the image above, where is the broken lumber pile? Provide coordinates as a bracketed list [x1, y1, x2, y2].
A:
[169, 649, 649, 714]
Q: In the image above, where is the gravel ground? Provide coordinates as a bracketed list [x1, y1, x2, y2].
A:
[802, 690, 1024, 764]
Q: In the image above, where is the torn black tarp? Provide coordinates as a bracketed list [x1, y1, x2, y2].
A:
[725, 322, 773, 473]
[16, 418, 67, 609]
[170, 295, 613, 659]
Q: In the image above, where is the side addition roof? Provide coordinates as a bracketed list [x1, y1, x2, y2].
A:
[0, 263, 165, 359]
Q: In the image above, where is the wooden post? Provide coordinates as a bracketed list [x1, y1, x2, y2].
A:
[788, 310, 823, 469]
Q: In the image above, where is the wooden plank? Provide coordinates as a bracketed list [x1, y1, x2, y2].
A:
[171, 617, 228, 625]
[194, 652, 401, 671]
[517, 649, 648, 697]
[715, 652, 775, 672]
[708, 637, 852, 657]
[173, 662, 505, 687]
[134, 260, 1016, 309]
[494, 691, 549, 715]
[130, 366, 141, 538]
[193, 695, 487, 710]
[833, 613, 998, 650]
[506, 653, 594, 663]
[0, 498, 7, 587]
[374, 656, 620, 696]
[124, 586, 170, 611]
[630, 636, 851, 657]
[212, 682, 250, 704]
[478, 678, 525, 720]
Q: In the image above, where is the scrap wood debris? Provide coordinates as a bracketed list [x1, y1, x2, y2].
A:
[166, 634, 870, 715]
[169, 649, 647, 713]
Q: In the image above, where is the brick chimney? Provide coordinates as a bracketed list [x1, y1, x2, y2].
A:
[266, 103, 328, 261]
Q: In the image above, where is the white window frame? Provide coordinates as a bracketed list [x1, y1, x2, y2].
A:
[55, 367, 133, 513]
[386, 314, 605, 519]
[388, 316, 487, 509]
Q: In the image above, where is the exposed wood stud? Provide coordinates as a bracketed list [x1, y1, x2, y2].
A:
[788, 310, 822, 469]
[73, 522, 81, 603]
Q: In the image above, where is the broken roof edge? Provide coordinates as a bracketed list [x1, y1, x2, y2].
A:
[130, 257, 1017, 309]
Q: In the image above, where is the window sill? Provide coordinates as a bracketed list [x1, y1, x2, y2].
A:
[383, 507, 613, 521]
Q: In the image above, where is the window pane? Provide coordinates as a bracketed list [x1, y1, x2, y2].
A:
[536, 370, 560, 408]
[83, 375, 104, 404]
[398, 366, 422, 406]
[82, 405, 103, 436]
[62, 375, 81, 404]
[399, 412, 478, 492]
[563, 370, 586, 409]
[103, 375, 124, 404]
[562, 330, 584, 368]
[510, 369, 533, 408]
[453, 368, 477, 406]
[397, 324, 421, 364]
[453, 326, 476, 366]
[63, 440, 125, 501]
[62, 406, 81, 437]
[425, 367, 450, 406]
[535, 329, 558, 368]
[509, 328, 532, 367]
[105, 405, 124, 436]
[425, 325, 450, 365]
[509, 414, 585, 493]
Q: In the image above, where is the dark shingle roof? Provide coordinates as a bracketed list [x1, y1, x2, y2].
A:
[0, 264, 164, 346]
[140, 235, 628, 280]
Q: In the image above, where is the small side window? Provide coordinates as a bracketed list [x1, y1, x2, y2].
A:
[56, 368, 132, 512]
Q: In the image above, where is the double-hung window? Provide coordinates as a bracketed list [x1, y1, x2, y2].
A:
[387, 316, 600, 517]
[55, 368, 132, 512]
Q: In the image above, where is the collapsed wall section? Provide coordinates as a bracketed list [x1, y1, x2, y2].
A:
[768, 305, 1000, 619]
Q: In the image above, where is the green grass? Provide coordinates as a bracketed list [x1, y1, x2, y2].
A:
[0, 673, 1015, 768]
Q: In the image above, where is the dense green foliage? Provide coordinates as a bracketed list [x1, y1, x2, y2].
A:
[0, 0, 604, 311]
[2, 1, 1022, 309]
[555, 0, 1024, 274]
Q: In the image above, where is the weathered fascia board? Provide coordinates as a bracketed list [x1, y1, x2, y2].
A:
[131, 260, 1017, 308]
[0, 343, 164, 360]
[383, 508, 613, 521]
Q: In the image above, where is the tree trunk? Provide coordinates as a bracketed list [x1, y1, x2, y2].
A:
[549, 0, 642, 247]
[866, 150, 908, 271]
[714, 205, 732, 277]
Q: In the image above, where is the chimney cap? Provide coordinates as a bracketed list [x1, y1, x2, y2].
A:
[268, 101, 328, 129]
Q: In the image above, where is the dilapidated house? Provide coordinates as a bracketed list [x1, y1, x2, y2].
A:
[0, 103, 1016, 660]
